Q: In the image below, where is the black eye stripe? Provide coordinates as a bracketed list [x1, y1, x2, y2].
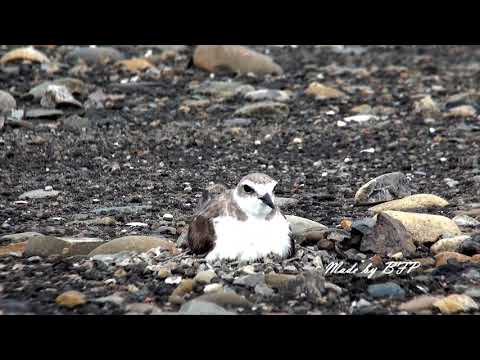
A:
[243, 185, 254, 193]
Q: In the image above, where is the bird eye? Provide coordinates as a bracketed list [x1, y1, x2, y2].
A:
[243, 185, 254, 193]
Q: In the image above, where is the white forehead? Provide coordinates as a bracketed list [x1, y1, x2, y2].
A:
[242, 180, 277, 195]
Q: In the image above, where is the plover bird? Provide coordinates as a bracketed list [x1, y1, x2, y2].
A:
[187, 173, 294, 262]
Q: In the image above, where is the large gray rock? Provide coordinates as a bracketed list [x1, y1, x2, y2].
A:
[360, 212, 416, 257]
[355, 172, 411, 206]
[25, 236, 105, 257]
[88, 236, 177, 256]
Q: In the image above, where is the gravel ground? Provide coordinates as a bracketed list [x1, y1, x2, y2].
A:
[1, 45, 480, 315]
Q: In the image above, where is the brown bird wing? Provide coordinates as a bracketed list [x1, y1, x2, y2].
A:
[187, 192, 230, 255]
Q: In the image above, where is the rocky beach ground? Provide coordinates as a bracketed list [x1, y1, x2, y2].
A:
[0, 45, 479, 315]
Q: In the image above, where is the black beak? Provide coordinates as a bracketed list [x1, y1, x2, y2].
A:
[259, 194, 275, 209]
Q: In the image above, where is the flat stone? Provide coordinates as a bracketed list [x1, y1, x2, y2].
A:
[447, 105, 477, 118]
[93, 293, 124, 306]
[193, 45, 283, 76]
[398, 295, 442, 313]
[19, 189, 60, 200]
[434, 251, 473, 266]
[430, 235, 471, 254]
[234, 101, 289, 119]
[56, 290, 87, 308]
[367, 282, 405, 299]
[89, 236, 177, 256]
[453, 215, 480, 227]
[25, 108, 64, 119]
[369, 194, 449, 213]
[244, 89, 291, 102]
[65, 47, 124, 65]
[0, 90, 16, 112]
[382, 210, 462, 244]
[0, 47, 50, 64]
[0, 232, 44, 245]
[305, 82, 346, 100]
[25, 235, 105, 257]
[125, 303, 163, 315]
[179, 300, 236, 315]
[223, 118, 253, 127]
[355, 172, 411, 206]
[286, 215, 327, 238]
[191, 80, 254, 98]
[433, 294, 479, 314]
[360, 212, 416, 257]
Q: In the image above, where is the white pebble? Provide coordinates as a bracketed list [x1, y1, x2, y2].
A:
[337, 120, 347, 127]
[292, 137, 303, 144]
[45, 186, 53, 191]
[165, 276, 182, 285]
[254, 140, 261, 146]
[126, 222, 148, 227]
[204, 284, 223, 293]
[360, 148, 375, 154]
[163, 214, 173, 221]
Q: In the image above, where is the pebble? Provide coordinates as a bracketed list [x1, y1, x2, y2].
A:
[0, 47, 50, 64]
[447, 105, 477, 118]
[354, 172, 411, 205]
[29, 78, 87, 99]
[233, 274, 265, 288]
[285, 215, 327, 238]
[430, 235, 471, 255]
[234, 101, 289, 119]
[195, 291, 251, 308]
[344, 114, 378, 124]
[19, 189, 60, 200]
[414, 95, 440, 117]
[125, 303, 163, 315]
[368, 194, 449, 213]
[194, 270, 217, 284]
[191, 80, 254, 99]
[40, 84, 83, 109]
[305, 82, 346, 100]
[93, 293, 124, 306]
[244, 89, 291, 102]
[204, 284, 223, 293]
[453, 215, 480, 227]
[464, 288, 480, 298]
[179, 300, 236, 315]
[382, 211, 462, 245]
[434, 252, 474, 266]
[433, 294, 479, 314]
[0, 90, 16, 112]
[460, 235, 480, 256]
[169, 279, 196, 304]
[398, 295, 441, 313]
[56, 290, 87, 308]
[88, 236, 177, 256]
[163, 214, 174, 221]
[65, 46, 124, 65]
[193, 45, 283, 76]
[367, 282, 406, 299]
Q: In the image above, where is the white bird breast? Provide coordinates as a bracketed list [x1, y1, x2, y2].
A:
[206, 213, 291, 262]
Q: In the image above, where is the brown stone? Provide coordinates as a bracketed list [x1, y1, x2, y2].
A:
[89, 236, 176, 256]
[193, 45, 283, 76]
[434, 252, 472, 267]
